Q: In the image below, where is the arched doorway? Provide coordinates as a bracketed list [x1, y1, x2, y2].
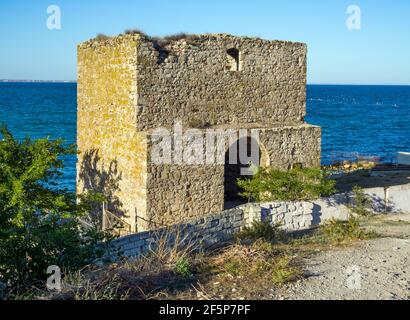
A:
[224, 135, 262, 209]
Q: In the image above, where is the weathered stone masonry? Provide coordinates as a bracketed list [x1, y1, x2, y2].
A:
[77, 33, 321, 233]
[111, 182, 410, 258]
[113, 201, 319, 258]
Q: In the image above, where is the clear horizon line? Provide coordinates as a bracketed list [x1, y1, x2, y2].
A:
[1, 79, 409, 86]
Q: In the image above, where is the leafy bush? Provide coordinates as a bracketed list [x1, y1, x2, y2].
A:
[174, 258, 192, 277]
[237, 167, 336, 202]
[0, 126, 112, 287]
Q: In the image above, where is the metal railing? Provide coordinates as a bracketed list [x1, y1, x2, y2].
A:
[102, 202, 133, 236]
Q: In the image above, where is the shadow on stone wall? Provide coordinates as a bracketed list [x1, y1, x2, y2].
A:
[313, 188, 395, 223]
[321, 193, 350, 207]
[78, 149, 127, 225]
[311, 203, 323, 226]
[334, 170, 410, 192]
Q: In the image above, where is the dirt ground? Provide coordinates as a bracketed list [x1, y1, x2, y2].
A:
[275, 214, 410, 300]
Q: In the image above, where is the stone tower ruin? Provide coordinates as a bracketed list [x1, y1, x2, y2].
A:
[77, 33, 321, 233]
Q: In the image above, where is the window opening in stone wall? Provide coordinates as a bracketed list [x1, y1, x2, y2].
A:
[226, 48, 241, 71]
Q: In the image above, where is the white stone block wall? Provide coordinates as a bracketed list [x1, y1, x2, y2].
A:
[259, 202, 314, 231]
[111, 184, 410, 259]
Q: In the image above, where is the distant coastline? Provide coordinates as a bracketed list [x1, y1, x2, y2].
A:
[0, 79, 76, 83]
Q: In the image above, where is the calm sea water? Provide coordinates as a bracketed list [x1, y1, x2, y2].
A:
[306, 85, 410, 165]
[1, 83, 410, 191]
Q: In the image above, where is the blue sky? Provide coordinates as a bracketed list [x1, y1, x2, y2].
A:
[0, 0, 409, 84]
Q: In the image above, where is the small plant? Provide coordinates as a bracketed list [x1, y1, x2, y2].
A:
[271, 256, 301, 285]
[321, 216, 368, 244]
[224, 260, 242, 276]
[174, 258, 192, 277]
[237, 220, 283, 242]
[95, 33, 110, 41]
[237, 167, 336, 202]
[350, 186, 372, 216]
[148, 226, 198, 266]
[161, 33, 199, 45]
[124, 29, 147, 37]
[163, 33, 192, 41]
[150, 33, 200, 51]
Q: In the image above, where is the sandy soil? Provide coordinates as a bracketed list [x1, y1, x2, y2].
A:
[276, 214, 410, 300]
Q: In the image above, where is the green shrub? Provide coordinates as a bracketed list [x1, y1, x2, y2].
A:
[237, 167, 336, 202]
[124, 29, 147, 37]
[0, 126, 112, 287]
[174, 258, 192, 277]
[350, 186, 372, 216]
[95, 34, 110, 41]
[322, 216, 368, 244]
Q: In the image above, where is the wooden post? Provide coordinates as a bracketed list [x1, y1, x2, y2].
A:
[102, 202, 107, 231]
[384, 187, 390, 213]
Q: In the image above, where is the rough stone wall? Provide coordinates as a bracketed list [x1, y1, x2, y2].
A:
[77, 37, 147, 231]
[113, 207, 246, 258]
[112, 202, 317, 258]
[145, 164, 224, 230]
[111, 198, 337, 258]
[143, 124, 321, 229]
[135, 34, 307, 130]
[77, 33, 320, 233]
[260, 124, 322, 169]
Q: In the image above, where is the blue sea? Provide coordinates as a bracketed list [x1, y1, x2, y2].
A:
[1, 82, 410, 192]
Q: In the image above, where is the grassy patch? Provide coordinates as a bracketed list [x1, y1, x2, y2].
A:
[8, 216, 382, 300]
[376, 219, 410, 226]
[198, 240, 302, 298]
[292, 216, 378, 248]
[236, 220, 283, 242]
[271, 256, 301, 285]
[322, 217, 370, 244]
[11, 238, 302, 300]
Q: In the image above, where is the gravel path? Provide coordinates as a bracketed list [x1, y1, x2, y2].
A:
[276, 214, 410, 300]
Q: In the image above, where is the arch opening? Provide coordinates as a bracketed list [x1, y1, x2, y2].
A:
[224, 136, 261, 209]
